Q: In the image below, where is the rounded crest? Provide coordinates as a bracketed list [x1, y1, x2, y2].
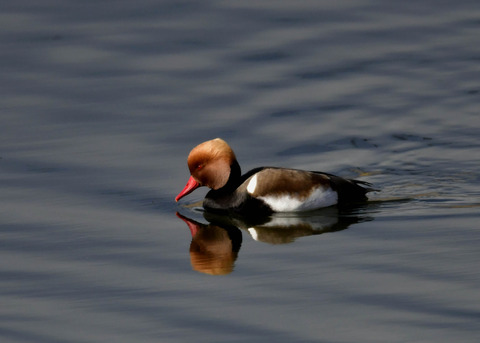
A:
[186, 138, 237, 190]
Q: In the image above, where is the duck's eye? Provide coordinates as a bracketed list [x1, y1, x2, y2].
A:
[196, 164, 203, 170]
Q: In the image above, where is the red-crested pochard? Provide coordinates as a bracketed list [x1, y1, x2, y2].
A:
[175, 138, 375, 215]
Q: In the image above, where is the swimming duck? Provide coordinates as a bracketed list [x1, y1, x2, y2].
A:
[176, 138, 374, 215]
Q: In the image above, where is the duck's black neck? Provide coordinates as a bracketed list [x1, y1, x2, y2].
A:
[223, 160, 242, 191]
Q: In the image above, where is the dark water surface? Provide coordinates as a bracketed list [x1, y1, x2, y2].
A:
[1, 1, 480, 342]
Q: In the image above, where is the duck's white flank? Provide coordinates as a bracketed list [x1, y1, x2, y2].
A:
[258, 187, 338, 212]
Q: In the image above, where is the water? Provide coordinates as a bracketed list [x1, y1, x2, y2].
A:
[1, 1, 480, 342]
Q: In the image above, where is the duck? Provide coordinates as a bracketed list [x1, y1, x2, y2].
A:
[175, 138, 375, 216]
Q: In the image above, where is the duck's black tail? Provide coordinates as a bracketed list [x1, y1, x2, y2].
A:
[321, 172, 378, 203]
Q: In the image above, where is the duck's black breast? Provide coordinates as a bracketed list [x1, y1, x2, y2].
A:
[203, 167, 272, 216]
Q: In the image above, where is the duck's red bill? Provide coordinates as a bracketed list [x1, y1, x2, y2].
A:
[175, 176, 200, 202]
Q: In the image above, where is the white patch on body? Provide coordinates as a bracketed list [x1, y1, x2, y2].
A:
[248, 228, 259, 241]
[246, 174, 257, 194]
[259, 187, 338, 212]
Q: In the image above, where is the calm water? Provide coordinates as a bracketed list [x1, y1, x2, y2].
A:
[1, 1, 480, 342]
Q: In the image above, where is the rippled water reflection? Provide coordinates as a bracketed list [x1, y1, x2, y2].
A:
[1, 1, 480, 342]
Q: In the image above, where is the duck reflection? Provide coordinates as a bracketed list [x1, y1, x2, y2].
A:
[204, 207, 371, 244]
[177, 207, 372, 274]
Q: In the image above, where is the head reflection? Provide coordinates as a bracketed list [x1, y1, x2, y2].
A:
[176, 213, 242, 275]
